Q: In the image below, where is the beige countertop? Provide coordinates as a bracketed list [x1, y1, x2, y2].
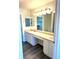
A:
[25, 30, 54, 42]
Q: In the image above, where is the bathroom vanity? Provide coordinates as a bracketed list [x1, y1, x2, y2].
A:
[24, 30, 54, 58]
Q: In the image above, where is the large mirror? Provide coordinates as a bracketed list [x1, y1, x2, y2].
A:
[25, 18, 31, 27]
[37, 16, 43, 31]
[43, 13, 52, 32]
[36, 12, 55, 33]
[25, 17, 33, 27]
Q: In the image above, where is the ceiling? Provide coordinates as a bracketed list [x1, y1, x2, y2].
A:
[19, 0, 54, 9]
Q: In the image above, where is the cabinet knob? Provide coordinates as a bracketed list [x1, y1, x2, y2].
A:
[53, 41, 55, 43]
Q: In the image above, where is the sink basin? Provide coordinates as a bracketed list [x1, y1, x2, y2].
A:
[41, 31, 53, 35]
[30, 30, 54, 36]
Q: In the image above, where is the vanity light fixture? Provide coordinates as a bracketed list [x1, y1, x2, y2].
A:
[42, 9, 46, 15]
[42, 8, 52, 15]
[45, 8, 52, 14]
[53, 10, 55, 13]
[33, 8, 53, 16]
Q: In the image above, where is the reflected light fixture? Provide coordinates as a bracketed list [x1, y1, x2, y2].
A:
[33, 8, 53, 16]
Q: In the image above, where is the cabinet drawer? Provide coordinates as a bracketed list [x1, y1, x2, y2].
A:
[30, 36, 37, 46]
[25, 32, 37, 46]
[48, 45, 53, 58]
[43, 40, 49, 56]
[43, 40, 54, 58]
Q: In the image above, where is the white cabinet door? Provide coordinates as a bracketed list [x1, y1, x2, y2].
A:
[43, 40, 54, 58]
[25, 32, 31, 43]
[43, 40, 49, 56]
[30, 35, 37, 46]
[25, 32, 37, 46]
[48, 41, 53, 58]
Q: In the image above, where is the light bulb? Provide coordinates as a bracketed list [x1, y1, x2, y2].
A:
[42, 10, 46, 15]
[46, 8, 51, 14]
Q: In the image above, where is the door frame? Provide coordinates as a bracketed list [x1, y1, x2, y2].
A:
[53, 0, 60, 59]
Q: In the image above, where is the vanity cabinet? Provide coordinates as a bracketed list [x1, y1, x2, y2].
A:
[25, 32, 37, 46]
[43, 39, 53, 58]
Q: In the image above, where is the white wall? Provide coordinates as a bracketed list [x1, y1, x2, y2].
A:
[0, 0, 22, 59]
